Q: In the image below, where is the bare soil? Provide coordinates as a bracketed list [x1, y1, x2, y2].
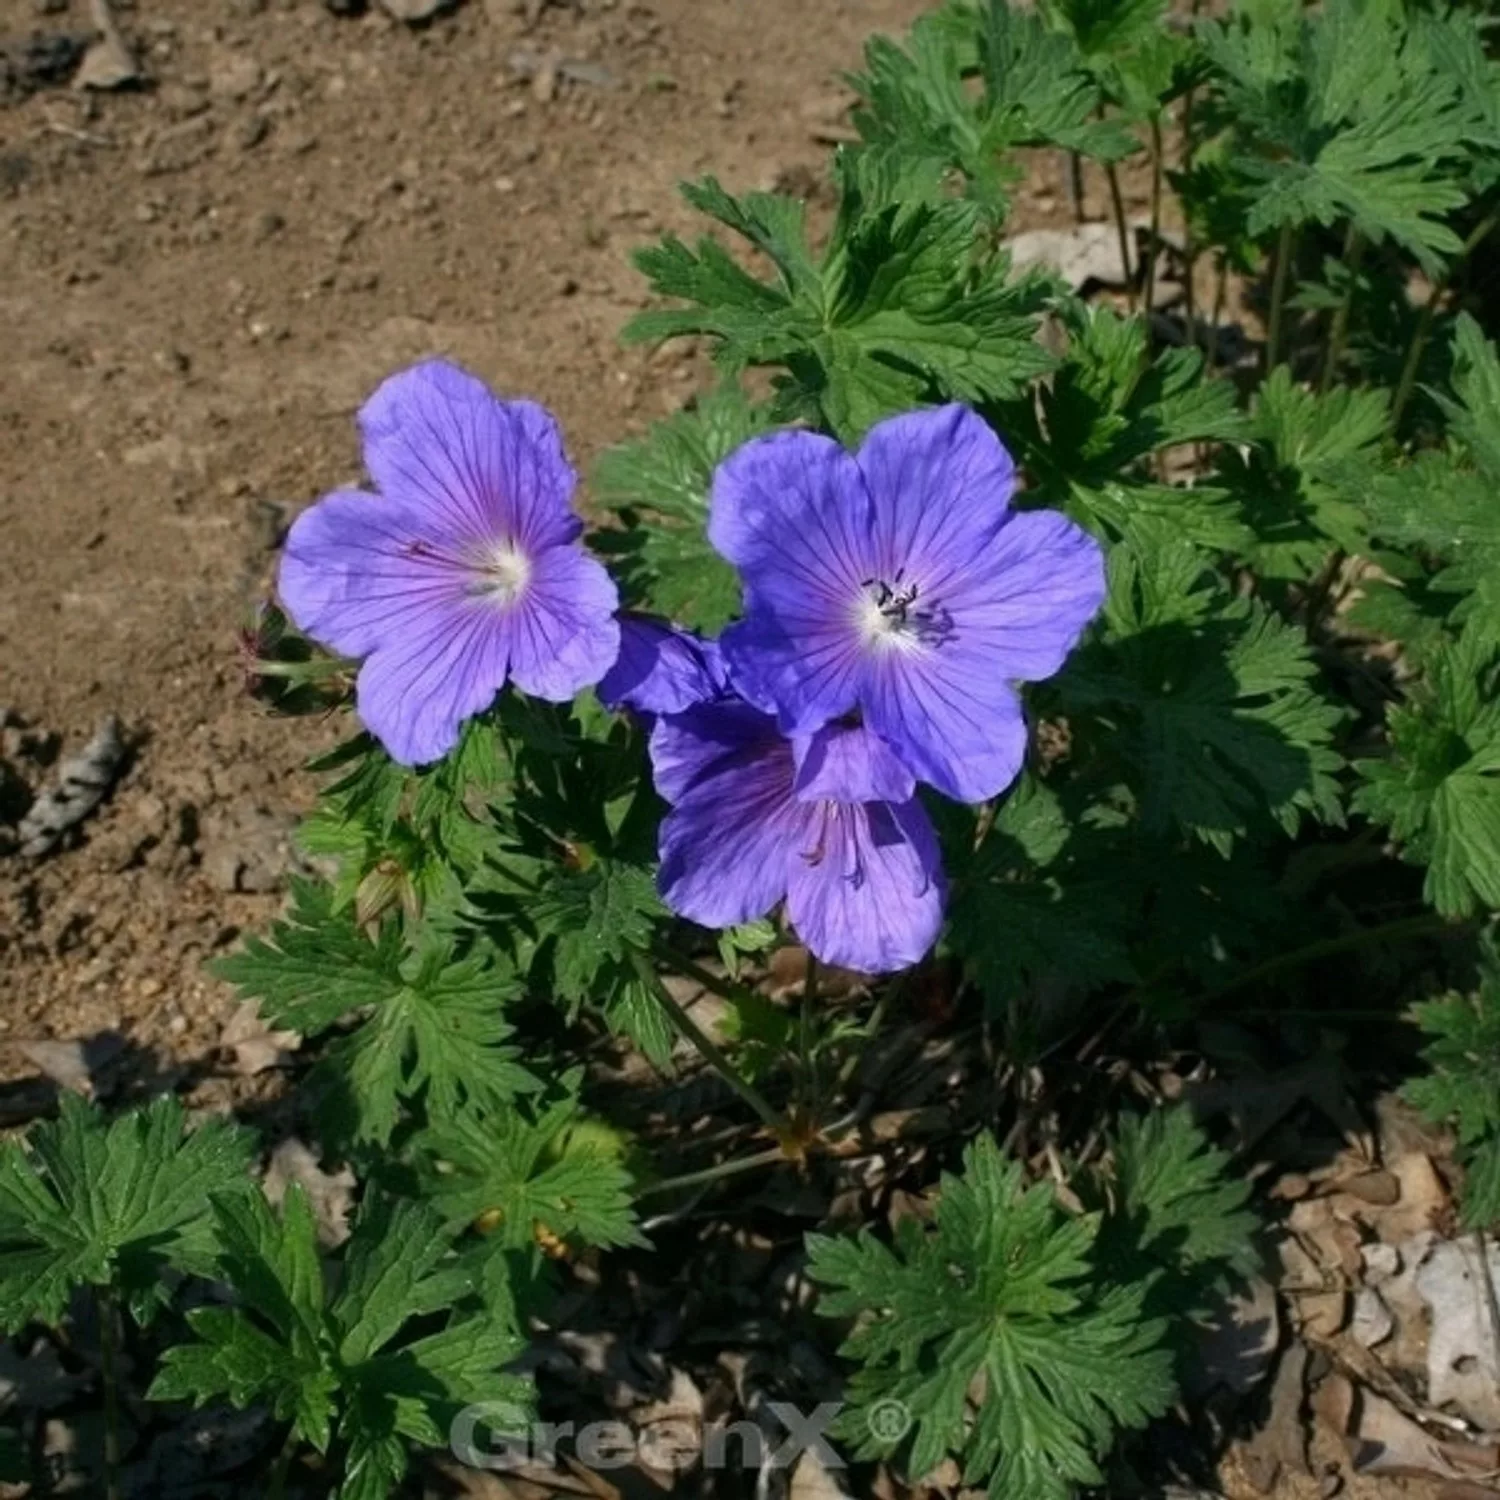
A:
[0, 0, 935, 1066]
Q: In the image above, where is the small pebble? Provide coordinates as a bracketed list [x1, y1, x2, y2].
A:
[235, 115, 270, 151]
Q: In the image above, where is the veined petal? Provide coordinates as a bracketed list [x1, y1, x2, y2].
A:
[278, 488, 467, 660]
[710, 429, 878, 736]
[720, 609, 864, 735]
[358, 360, 581, 553]
[854, 404, 1018, 581]
[863, 652, 1029, 804]
[708, 428, 875, 585]
[503, 545, 620, 703]
[792, 721, 916, 804]
[599, 616, 727, 715]
[355, 605, 510, 767]
[786, 799, 945, 973]
[647, 700, 782, 807]
[937, 509, 1107, 681]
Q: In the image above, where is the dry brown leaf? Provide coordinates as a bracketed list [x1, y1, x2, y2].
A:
[1352, 1286, 1394, 1349]
[1337, 1169, 1402, 1207]
[1379, 1152, 1451, 1241]
[1310, 1369, 1356, 1438]
[1347, 1390, 1500, 1482]
[1238, 1342, 1310, 1494]
[74, 0, 138, 90]
[788, 1449, 852, 1500]
[219, 1000, 300, 1076]
[13, 1032, 123, 1098]
[262, 1138, 355, 1248]
[1418, 1237, 1500, 1430]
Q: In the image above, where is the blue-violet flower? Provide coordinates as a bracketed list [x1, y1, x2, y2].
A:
[709, 404, 1105, 803]
[278, 360, 619, 765]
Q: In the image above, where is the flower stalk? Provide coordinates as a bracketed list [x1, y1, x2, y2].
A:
[1265, 223, 1297, 371]
[1391, 210, 1499, 430]
[632, 951, 788, 1137]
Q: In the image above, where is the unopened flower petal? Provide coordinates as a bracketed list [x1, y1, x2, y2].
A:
[599, 616, 727, 716]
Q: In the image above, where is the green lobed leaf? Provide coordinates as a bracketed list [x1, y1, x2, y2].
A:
[154, 1185, 533, 1498]
[419, 1082, 645, 1253]
[848, 1, 1136, 219]
[1059, 522, 1345, 853]
[0, 1094, 254, 1331]
[1220, 367, 1387, 582]
[807, 1134, 1175, 1500]
[945, 779, 1135, 1011]
[1354, 629, 1500, 917]
[998, 304, 1251, 552]
[1201, 0, 1472, 273]
[592, 385, 769, 633]
[625, 161, 1056, 441]
[1408, 942, 1500, 1228]
[530, 859, 665, 1006]
[1360, 317, 1500, 648]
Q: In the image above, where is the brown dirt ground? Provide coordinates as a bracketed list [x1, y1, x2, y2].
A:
[0, 3, 1460, 1497]
[0, 0, 946, 1059]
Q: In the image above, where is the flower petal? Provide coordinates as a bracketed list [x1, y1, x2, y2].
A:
[854, 404, 1018, 580]
[653, 705, 799, 929]
[358, 360, 581, 552]
[863, 651, 1029, 804]
[278, 488, 464, 659]
[786, 799, 945, 973]
[791, 722, 916, 804]
[355, 606, 509, 766]
[598, 616, 727, 715]
[710, 430, 875, 734]
[502, 545, 620, 703]
[937, 508, 1107, 681]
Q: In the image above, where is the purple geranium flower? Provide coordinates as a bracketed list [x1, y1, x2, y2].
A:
[598, 615, 727, 717]
[708, 404, 1106, 804]
[278, 360, 620, 766]
[650, 703, 945, 974]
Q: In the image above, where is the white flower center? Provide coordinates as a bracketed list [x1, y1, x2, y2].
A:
[472, 540, 532, 606]
[854, 576, 928, 654]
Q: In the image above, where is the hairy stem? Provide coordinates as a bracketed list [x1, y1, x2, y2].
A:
[1265, 223, 1296, 371]
[1144, 117, 1165, 327]
[1205, 256, 1228, 375]
[1202, 911, 1457, 1006]
[1066, 150, 1086, 223]
[799, 951, 819, 1110]
[1319, 226, 1364, 393]
[632, 951, 787, 1136]
[99, 1288, 122, 1500]
[267, 1427, 298, 1500]
[651, 939, 764, 1012]
[637, 1144, 791, 1200]
[1106, 162, 1136, 312]
[1392, 210, 1499, 430]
